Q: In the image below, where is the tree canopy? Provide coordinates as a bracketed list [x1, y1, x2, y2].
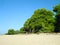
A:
[6, 29, 15, 35]
[23, 9, 55, 33]
[6, 4, 60, 35]
[53, 4, 60, 32]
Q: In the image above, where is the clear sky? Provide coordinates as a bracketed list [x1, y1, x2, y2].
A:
[0, 0, 60, 34]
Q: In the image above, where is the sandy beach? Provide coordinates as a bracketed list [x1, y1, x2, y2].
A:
[0, 33, 60, 45]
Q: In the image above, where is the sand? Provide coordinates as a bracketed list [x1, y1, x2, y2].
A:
[0, 33, 60, 45]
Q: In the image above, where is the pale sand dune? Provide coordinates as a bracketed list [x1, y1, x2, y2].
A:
[0, 34, 60, 45]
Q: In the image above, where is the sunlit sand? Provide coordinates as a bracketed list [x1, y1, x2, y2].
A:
[0, 33, 60, 45]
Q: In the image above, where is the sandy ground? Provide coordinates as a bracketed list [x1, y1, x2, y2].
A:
[0, 33, 60, 45]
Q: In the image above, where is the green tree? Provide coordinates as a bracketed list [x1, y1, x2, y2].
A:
[20, 27, 25, 33]
[53, 4, 60, 32]
[23, 8, 55, 33]
[53, 4, 60, 12]
[7, 29, 15, 35]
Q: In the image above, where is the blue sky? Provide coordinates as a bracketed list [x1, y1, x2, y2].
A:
[0, 0, 60, 34]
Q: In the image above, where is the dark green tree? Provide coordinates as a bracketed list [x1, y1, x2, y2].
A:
[6, 4, 60, 34]
[53, 4, 60, 32]
[7, 29, 15, 35]
[23, 8, 55, 33]
[20, 27, 25, 33]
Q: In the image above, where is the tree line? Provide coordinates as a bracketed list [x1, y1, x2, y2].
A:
[6, 4, 60, 35]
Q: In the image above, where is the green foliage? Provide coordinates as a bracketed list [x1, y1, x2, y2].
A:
[6, 29, 20, 35]
[7, 29, 15, 35]
[53, 4, 60, 32]
[20, 27, 25, 33]
[53, 4, 60, 12]
[23, 8, 55, 33]
[6, 4, 60, 34]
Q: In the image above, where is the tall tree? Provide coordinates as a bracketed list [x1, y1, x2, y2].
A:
[23, 8, 55, 33]
[53, 4, 60, 32]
